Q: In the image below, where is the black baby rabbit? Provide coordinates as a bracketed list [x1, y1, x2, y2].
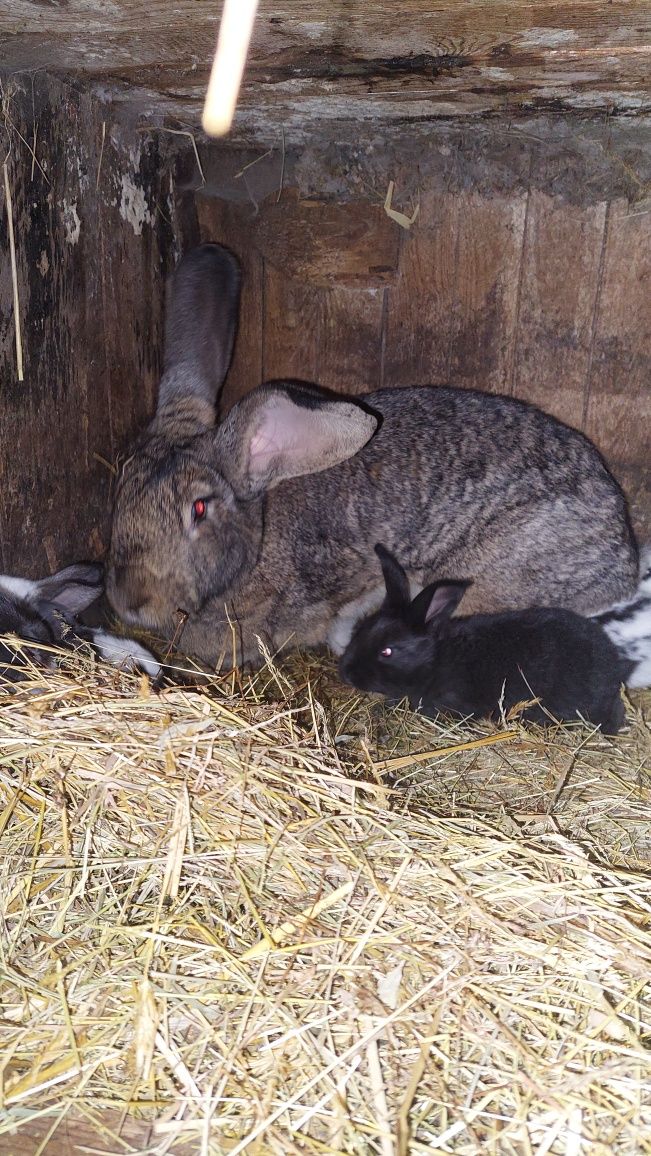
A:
[339, 545, 633, 735]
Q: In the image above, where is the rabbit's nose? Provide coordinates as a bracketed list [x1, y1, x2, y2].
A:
[106, 566, 150, 621]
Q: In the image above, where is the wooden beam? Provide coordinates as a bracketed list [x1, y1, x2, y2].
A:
[0, 1, 649, 136]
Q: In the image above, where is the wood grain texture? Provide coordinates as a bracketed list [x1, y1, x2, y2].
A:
[261, 265, 385, 395]
[2, 1109, 197, 1155]
[194, 170, 651, 518]
[0, 75, 177, 577]
[315, 283, 385, 394]
[198, 191, 388, 401]
[511, 191, 608, 429]
[617, 462, 651, 545]
[0, 1, 649, 135]
[262, 264, 323, 383]
[383, 191, 460, 386]
[253, 195, 399, 287]
[448, 190, 528, 393]
[382, 188, 528, 393]
[584, 198, 651, 469]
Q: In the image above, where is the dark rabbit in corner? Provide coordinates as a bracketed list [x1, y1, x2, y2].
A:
[106, 243, 641, 672]
[339, 545, 633, 735]
[0, 564, 160, 683]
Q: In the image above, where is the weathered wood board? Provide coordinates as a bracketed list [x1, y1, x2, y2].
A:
[0, 75, 179, 575]
[2, 1108, 198, 1156]
[0, 1, 650, 139]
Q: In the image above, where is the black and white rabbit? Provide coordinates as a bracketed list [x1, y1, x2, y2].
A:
[0, 563, 161, 684]
[339, 545, 633, 735]
[594, 546, 651, 689]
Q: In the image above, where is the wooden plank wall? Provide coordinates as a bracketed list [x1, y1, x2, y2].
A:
[1, 85, 649, 577]
[196, 173, 651, 541]
[0, 75, 182, 576]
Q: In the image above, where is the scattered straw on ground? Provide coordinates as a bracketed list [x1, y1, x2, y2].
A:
[0, 647, 650, 1154]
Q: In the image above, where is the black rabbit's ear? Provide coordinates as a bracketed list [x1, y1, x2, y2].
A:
[32, 563, 104, 614]
[375, 544, 410, 608]
[411, 580, 471, 626]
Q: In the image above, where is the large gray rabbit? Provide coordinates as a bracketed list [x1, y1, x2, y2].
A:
[106, 244, 639, 669]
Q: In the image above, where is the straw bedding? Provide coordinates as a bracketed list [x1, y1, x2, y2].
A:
[1, 646, 650, 1154]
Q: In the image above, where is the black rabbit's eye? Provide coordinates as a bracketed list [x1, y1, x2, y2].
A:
[380, 646, 393, 658]
[192, 498, 207, 522]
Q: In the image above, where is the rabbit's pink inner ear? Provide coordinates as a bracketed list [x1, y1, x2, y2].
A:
[245, 393, 377, 490]
[248, 409, 292, 474]
[49, 585, 101, 614]
[424, 582, 469, 622]
[34, 565, 104, 614]
[425, 588, 452, 621]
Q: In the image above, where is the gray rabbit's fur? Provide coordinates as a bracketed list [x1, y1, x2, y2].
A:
[106, 244, 639, 669]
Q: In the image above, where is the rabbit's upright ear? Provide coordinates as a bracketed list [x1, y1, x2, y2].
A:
[33, 563, 104, 614]
[216, 384, 378, 498]
[156, 244, 241, 429]
[411, 580, 471, 626]
[375, 544, 410, 608]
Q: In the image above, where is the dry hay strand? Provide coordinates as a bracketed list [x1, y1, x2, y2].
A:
[0, 646, 650, 1155]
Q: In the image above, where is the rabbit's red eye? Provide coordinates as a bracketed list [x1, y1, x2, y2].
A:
[380, 647, 393, 658]
[192, 499, 207, 522]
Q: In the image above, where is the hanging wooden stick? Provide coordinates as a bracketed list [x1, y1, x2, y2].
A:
[202, 0, 259, 137]
[3, 160, 24, 382]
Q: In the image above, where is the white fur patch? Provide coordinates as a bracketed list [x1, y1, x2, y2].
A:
[91, 630, 161, 679]
[327, 585, 389, 655]
[594, 546, 651, 689]
[626, 654, 651, 690]
[601, 603, 651, 647]
[0, 575, 39, 600]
